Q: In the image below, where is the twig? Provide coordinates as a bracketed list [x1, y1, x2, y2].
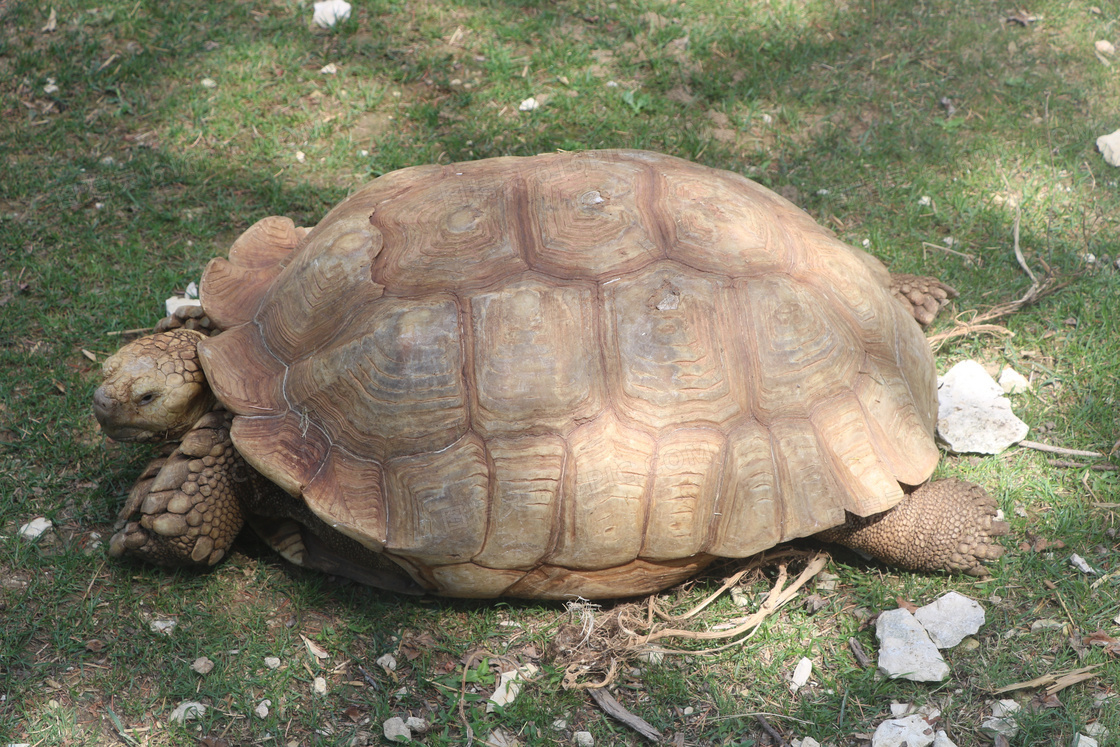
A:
[1019, 440, 1105, 458]
[588, 686, 663, 742]
[652, 567, 753, 622]
[992, 663, 1104, 695]
[848, 637, 873, 668]
[921, 241, 978, 264]
[754, 714, 789, 747]
[1012, 206, 1038, 284]
[106, 326, 154, 337]
[1047, 459, 1119, 471]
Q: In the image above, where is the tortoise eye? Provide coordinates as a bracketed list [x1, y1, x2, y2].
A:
[138, 393, 155, 406]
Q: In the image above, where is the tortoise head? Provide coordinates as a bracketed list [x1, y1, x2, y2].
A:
[93, 329, 215, 443]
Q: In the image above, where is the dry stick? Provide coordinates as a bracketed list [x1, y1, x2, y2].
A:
[639, 554, 829, 652]
[1019, 440, 1106, 458]
[1048, 459, 1119, 471]
[588, 686, 663, 742]
[755, 714, 789, 747]
[927, 207, 1069, 349]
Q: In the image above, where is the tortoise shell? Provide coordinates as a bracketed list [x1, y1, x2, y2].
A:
[196, 150, 939, 598]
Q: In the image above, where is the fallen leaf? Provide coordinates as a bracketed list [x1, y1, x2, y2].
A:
[42, 7, 57, 32]
[896, 598, 919, 614]
[1086, 630, 1120, 655]
[344, 705, 362, 722]
[301, 634, 330, 660]
[81, 349, 97, 362]
[85, 639, 105, 652]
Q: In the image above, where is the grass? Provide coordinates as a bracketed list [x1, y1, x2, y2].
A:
[2, 0, 1119, 744]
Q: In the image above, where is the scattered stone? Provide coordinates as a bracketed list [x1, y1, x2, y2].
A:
[313, 0, 351, 28]
[519, 97, 541, 112]
[1084, 722, 1110, 739]
[730, 587, 750, 607]
[255, 699, 271, 719]
[295, 151, 306, 164]
[320, 63, 338, 75]
[1097, 40, 1116, 55]
[150, 619, 177, 635]
[789, 657, 813, 693]
[312, 676, 328, 695]
[998, 366, 1031, 394]
[793, 738, 821, 747]
[871, 714, 936, 747]
[264, 656, 281, 669]
[1031, 618, 1065, 632]
[553, 719, 568, 731]
[933, 730, 958, 747]
[405, 716, 429, 733]
[637, 649, 664, 665]
[1073, 734, 1099, 747]
[488, 664, 539, 712]
[18, 517, 52, 540]
[816, 571, 840, 591]
[913, 592, 986, 648]
[200, 78, 217, 89]
[937, 361, 1029, 454]
[393, 687, 408, 699]
[1098, 129, 1120, 168]
[1070, 554, 1099, 574]
[383, 716, 410, 743]
[958, 637, 980, 651]
[487, 728, 520, 746]
[191, 656, 214, 675]
[981, 699, 1021, 739]
[377, 653, 397, 671]
[574, 732, 595, 747]
[168, 701, 207, 725]
[876, 608, 949, 682]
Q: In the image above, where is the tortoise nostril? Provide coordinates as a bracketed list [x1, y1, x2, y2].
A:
[93, 387, 113, 413]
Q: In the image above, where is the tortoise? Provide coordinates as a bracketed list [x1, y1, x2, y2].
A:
[93, 150, 1006, 599]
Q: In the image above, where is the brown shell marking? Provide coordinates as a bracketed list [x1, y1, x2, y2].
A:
[198, 150, 940, 598]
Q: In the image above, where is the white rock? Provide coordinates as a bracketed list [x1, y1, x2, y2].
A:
[1085, 722, 1110, 739]
[1070, 553, 1098, 574]
[793, 738, 821, 747]
[1072, 734, 1099, 747]
[981, 699, 1021, 738]
[876, 608, 949, 682]
[789, 657, 813, 693]
[487, 664, 538, 712]
[168, 701, 207, 724]
[255, 699, 271, 719]
[320, 63, 338, 75]
[377, 653, 397, 671]
[150, 619, 177, 635]
[914, 592, 986, 648]
[392, 686, 407, 699]
[18, 517, 52, 540]
[937, 360, 1029, 453]
[264, 656, 281, 669]
[1031, 618, 1064, 632]
[487, 728, 520, 747]
[383, 716, 410, 743]
[405, 716, 429, 733]
[1098, 129, 1120, 168]
[889, 703, 913, 717]
[191, 656, 214, 674]
[313, 0, 351, 28]
[312, 676, 327, 695]
[871, 714, 936, 747]
[552, 719, 568, 731]
[574, 732, 595, 747]
[165, 295, 202, 317]
[200, 78, 217, 89]
[932, 730, 958, 747]
[998, 365, 1031, 394]
[519, 97, 540, 112]
[1096, 40, 1115, 55]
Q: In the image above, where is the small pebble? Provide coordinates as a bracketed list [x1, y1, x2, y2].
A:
[313, 676, 328, 695]
[264, 656, 281, 669]
[191, 656, 214, 675]
[255, 699, 271, 719]
[575, 731, 594, 747]
[200, 78, 217, 88]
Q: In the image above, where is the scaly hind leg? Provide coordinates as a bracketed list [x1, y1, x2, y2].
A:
[818, 479, 1008, 576]
[109, 409, 246, 566]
